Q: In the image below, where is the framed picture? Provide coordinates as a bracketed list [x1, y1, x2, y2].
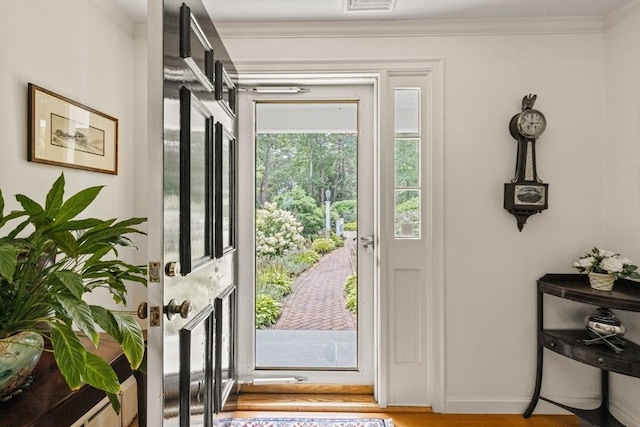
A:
[180, 3, 215, 92]
[215, 61, 236, 117]
[180, 87, 215, 275]
[179, 304, 215, 427]
[28, 84, 118, 174]
[214, 122, 236, 258]
[214, 284, 236, 413]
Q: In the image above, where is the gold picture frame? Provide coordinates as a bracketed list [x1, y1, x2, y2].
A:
[28, 83, 118, 174]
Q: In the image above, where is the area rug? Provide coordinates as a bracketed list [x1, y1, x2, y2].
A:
[213, 418, 394, 427]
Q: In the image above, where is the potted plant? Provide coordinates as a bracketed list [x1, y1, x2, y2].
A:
[0, 173, 146, 411]
[573, 247, 640, 291]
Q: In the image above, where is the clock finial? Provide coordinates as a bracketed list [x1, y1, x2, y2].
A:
[522, 94, 537, 111]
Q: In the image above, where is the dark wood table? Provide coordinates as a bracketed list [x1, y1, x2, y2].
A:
[0, 334, 145, 427]
[523, 274, 640, 427]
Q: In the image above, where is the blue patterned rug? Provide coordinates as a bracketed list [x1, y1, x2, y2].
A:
[213, 418, 394, 427]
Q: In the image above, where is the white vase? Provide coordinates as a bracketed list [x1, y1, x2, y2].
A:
[588, 272, 616, 291]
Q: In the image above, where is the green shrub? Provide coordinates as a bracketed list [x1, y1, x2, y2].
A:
[297, 249, 319, 264]
[312, 238, 336, 254]
[332, 200, 357, 223]
[256, 264, 292, 298]
[343, 222, 357, 231]
[255, 294, 282, 329]
[344, 273, 358, 313]
[331, 234, 345, 247]
[274, 187, 324, 237]
[256, 202, 305, 257]
[279, 249, 319, 276]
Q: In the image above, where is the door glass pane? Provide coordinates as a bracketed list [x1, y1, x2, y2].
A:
[255, 102, 358, 369]
[395, 189, 420, 239]
[394, 139, 420, 188]
[394, 88, 419, 137]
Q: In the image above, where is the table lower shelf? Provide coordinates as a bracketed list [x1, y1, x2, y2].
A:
[539, 395, 625, 427]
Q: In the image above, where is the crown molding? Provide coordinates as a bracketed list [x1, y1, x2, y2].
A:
[90, 0, 135, 38]
[603, 0, 640, 32]
[216, 16, 604, 39]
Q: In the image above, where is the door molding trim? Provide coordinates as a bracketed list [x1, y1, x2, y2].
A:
[234, 58, 445, 412]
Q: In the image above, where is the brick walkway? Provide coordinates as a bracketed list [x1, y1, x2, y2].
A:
[273, 238, 357, 331]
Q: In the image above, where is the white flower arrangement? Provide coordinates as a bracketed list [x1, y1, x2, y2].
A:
[573, 247, 640, 280]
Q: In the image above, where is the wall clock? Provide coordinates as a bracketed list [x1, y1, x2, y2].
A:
[504, 94, 548, 231]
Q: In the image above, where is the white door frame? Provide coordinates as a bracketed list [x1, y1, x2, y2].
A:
[237, 81, 376, 385]
[234, 59, 445, 411]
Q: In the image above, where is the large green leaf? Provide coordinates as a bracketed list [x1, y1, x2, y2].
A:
[90, 306, 121, 341]
[107, 392, 121, 414]
[83, 352, 121, 394]
[55, 186, 103, 223]
[51, 323, 87, 390]
[53, 271, 84, 300]
[0, 244, 19, 281]
[0, 210, 27, 231]
[45, 174, 65, 218]
[50, 231, 78, 257]
[49, 218, 104, 233]
[112, 312, 144, 369]
[15, 194, 44, 216]
[56, 295, 100, 347]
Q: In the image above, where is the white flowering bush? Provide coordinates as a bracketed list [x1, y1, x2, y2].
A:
[573, 247, 640, 280]
[256, 202, 305, 257]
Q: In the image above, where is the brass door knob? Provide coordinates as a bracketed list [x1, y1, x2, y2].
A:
[164, 299, 191, 320]
[137, 301, 148, 319]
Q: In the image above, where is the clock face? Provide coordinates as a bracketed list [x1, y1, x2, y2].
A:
[517, 109, 546, 138]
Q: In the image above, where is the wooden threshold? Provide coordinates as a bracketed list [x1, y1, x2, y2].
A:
[236, 384, 431, 414]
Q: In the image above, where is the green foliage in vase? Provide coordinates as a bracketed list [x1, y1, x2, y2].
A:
[0, 174, 146, 412]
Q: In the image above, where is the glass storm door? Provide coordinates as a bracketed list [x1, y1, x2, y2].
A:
[238, 84, 375, 384]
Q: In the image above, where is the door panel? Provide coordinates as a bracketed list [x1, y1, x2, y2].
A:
[147, 0, 238, 425]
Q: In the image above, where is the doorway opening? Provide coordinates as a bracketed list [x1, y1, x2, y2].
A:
[254, 101, 359, 370]
[238, 82, 376, 386]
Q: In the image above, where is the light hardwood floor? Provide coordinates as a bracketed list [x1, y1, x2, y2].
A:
[128, 385, 579, 426]
[130, 412, 578, 426]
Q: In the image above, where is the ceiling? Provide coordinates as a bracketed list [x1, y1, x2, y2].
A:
[113, 0, 635, 23]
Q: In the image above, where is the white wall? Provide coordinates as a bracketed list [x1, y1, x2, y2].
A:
[603, 6, 640, 426]
[0, 0, 146, 311]
[218, 12, 639, 421]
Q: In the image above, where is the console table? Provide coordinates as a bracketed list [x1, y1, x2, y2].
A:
[0, 334, 145, 427]
[523, 274, 640, 427]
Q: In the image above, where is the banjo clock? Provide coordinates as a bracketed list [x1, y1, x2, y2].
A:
[504, 94, 548, 231]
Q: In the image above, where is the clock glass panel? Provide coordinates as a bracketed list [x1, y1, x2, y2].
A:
[514, 185, 545, 206]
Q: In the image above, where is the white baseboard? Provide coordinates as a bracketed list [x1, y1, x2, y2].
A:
[609, 403, 639, 427]
[443, 398, 638, 426]
[444, 398, 599, 415]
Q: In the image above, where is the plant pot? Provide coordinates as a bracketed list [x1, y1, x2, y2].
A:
[0, 331, 44, 402]
[588, 272, 616, 291]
